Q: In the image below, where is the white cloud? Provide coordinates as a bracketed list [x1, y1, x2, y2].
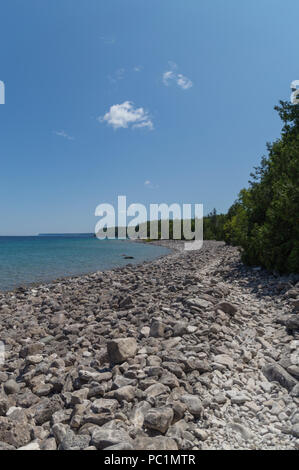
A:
[163, 71, 176, 86]
[54, 130, 74, 140]
[176, 74, 193, 90]
[100, 101, 153, 130]
[133, 65, 143, 72]
[144, 180, 158, 189]
[162, 63, 193, 90]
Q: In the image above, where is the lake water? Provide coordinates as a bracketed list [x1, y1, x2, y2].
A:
[0, 236, 170, 292]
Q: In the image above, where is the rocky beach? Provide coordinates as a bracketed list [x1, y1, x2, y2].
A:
[0, 240, 298, 451]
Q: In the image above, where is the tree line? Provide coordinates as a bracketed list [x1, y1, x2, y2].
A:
[144, 101, 298, 274]
[112, 101, 298, 273]
[202, 101, 299, 274]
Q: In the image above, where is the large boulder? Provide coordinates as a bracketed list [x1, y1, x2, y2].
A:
[107, 338, 137, 364]
[0, 410, 31, 448]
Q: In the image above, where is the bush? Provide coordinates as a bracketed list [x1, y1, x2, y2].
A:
[224, 101, 299, 274]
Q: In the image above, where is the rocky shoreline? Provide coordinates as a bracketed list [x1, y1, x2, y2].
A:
[0, 240, 298, 450]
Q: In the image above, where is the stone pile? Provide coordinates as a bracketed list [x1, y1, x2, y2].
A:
[0, 241, 298, 450]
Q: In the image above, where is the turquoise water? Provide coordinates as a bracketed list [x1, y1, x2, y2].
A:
[0, 236, 170, 292]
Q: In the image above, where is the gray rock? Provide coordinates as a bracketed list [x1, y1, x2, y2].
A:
[52, 423, 68, 444]
[107, 338, 137, 364]
[150, 319, 166, 338]
[0, 441, 16, 450]
[194, 429, 208, 441]
[18, 442, 40, 451]
[4, 380, 20, 395]
[19, 342, 44, 358]
[216, 302, 238, 315]
[144, 383, 169, 399]
[0, 413, 31, 448]
[262, 363, 298, 392]
[286, 316, 299, 331]
[134, 436, 178, 450]
[91, 398, 118, 414]
[70, 388, 89, 405]
[213, 354, 234, 369]
[105, 442, 134, 450]
[144, 407, 174, 434]
[181, 394, 203, 417]
[32, 398, 62, 425]
[0, 397, 10, 416]
[229, 423, 252, 441]
[40, 438, 57, 450]
[231, 394, 250, 405]
[59, 430, 91, 450]
[291, 424, 299, 438]
[173, 322, 187, 337]
[91, 429, 131, 450]
[114, 385, 136, 402]
[186, 298, 212, 310]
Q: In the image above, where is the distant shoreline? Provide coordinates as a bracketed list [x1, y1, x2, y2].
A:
[0, 238, 174, 294]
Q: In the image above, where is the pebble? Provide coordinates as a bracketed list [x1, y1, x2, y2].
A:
[0, 241, 297, 450]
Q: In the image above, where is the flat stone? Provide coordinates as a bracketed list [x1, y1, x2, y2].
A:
[91, 429, 131, 450]
[213, 354, 234, 369]
[18, 442, 40, 450]
[229, 423, 252, 441]
[216, 302, 238, 315]
[186, 298, 212, 310]
[114, 385, 136, 402]
[91, 398, 118, 414]
[144, 383, 169, 398]
[262, 363, 298, 392]
[59, 431, 91, 450]
[231, 394, 250, 405]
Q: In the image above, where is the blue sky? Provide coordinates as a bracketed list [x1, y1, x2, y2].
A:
[0, 0, 298, 235]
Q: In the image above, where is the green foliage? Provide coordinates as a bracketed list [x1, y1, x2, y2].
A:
[224, 101, 299, 274]
[202, 209, 227, 241]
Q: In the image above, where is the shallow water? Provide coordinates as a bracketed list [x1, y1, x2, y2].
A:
[0, 236, 170, 291]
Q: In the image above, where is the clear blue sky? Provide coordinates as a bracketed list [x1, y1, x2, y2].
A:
[0, 0, 298, 235]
